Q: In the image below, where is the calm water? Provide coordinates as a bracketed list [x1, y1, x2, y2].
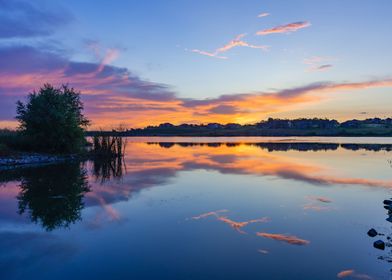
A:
[1, 137, 392, 280]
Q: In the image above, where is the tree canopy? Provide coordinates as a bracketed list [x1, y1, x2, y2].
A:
[16, 84, 90, 153]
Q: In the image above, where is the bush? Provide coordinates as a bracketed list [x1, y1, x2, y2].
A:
[16, 84, 90, 153]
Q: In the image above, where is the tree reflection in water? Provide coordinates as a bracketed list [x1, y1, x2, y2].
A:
[92, 156, 126, 183]
[0, 163, 90, 231]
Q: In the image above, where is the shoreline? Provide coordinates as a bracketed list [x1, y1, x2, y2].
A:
[0, 154, 81, 170]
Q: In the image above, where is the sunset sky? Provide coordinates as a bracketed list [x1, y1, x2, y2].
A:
[1, 0, 391, 129]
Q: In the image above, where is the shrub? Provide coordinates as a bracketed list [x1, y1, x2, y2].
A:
[16, 84, 90, 153]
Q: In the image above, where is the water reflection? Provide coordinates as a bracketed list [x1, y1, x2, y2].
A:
[92, 156, 126, 183]
[256, 232, 310, 246]
[0, 140, 391, 279]
[337, 269, 373, 279]
[0, 163, 90, 231]
[191, 210, 269, 234]
[148, 141, 392, 152]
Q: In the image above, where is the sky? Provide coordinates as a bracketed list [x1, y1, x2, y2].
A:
[0, 0, 391, 129]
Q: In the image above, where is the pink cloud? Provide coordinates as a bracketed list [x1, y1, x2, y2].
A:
[97, 48, 120, 73]
[256, 21, 311, 35]
[190, 33, 268, 59]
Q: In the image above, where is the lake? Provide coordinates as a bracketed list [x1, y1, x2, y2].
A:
[1, 137, 392, 280]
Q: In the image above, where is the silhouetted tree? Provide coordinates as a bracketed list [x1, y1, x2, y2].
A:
[16, 84, 89, 153]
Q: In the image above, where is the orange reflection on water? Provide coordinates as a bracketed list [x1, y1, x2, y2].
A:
[191, 210, 269, 234]
[337, 269, 373, 280]
[256, 232, 310, 245]
[191, 210, 228, 220]
[124, 142, 392, 190]
[216, 216, 270, 234]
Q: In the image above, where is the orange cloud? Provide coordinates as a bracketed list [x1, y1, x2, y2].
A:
[2, 46, 392, 129]
[256, 21, 311, 35]
[256, 232, 310, 245]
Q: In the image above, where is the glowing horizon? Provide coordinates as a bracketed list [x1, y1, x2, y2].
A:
[0, 0, 391, 129]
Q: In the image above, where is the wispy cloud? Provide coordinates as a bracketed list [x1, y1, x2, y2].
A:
[97, 48, 120, 72]
[191, 49, 227, 59]
[190, 33, 269, 59]
[304, 56, 335, 72]
[257, 12, 270, 18]
[256, 232, 310, 245]
[256, 21, 311, 35]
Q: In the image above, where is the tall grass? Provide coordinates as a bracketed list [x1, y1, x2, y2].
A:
[91, 134, 127, 157]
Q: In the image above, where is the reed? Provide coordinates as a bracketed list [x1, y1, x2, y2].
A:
[91, 133, 127, 157]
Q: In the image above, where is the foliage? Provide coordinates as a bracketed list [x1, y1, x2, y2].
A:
[16, 84, 89, 153]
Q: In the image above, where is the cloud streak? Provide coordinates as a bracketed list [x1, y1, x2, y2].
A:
[256, 21, 311, 35]
[304, 56, 334, 72]
[190, 34, 268, 59]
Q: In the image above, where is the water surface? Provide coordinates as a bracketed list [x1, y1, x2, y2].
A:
[1, 137, 392, 280]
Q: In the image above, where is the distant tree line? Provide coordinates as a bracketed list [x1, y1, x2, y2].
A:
[89, 117, 392, 137]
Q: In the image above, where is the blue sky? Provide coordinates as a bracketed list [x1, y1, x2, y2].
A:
[0, 0, 391, 127]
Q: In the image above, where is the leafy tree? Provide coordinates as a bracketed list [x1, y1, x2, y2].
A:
[16, 84, 90, 153]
